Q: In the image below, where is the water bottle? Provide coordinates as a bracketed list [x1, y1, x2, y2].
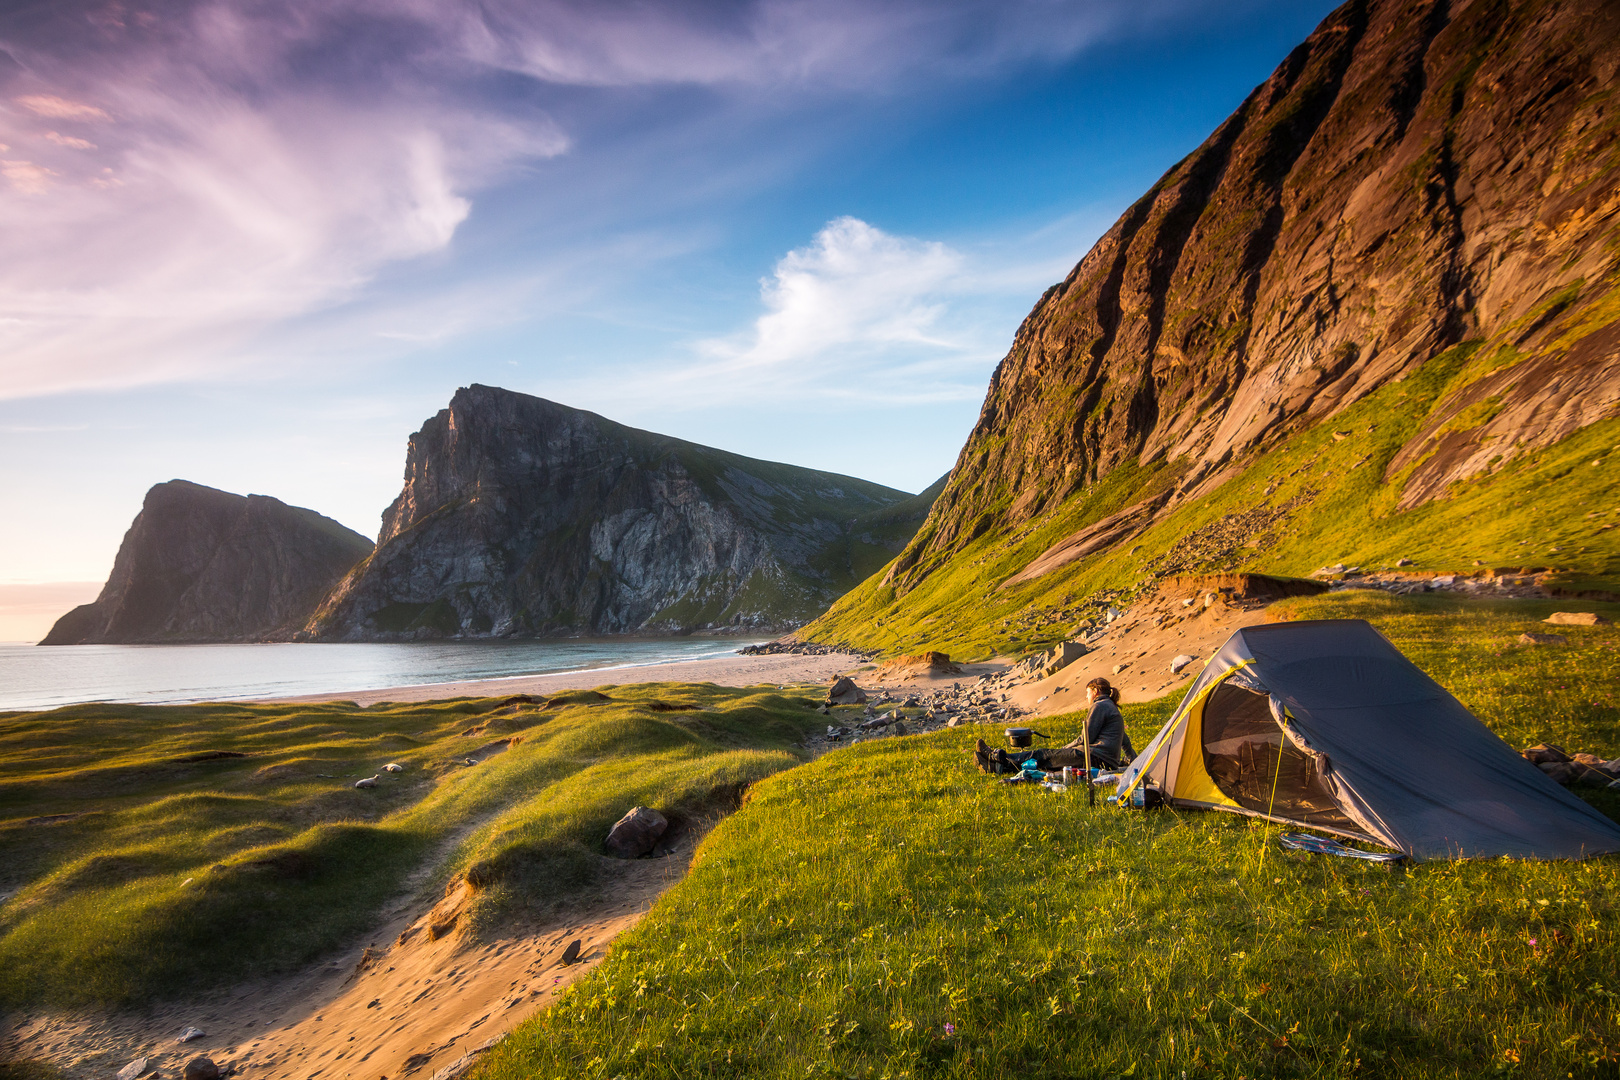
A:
[1130, 785, 1145, 808]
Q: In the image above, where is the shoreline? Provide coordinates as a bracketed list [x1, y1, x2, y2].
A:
[266, 648, 877, 706]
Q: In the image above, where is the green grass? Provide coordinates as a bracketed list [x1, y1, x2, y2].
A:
[484, 593, 1620, 1080]
[0, 684, 824, 1008]
[804, 337, 1620, 661]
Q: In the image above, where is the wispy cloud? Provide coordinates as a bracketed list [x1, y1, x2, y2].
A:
[17, 94, 112, 121]
[0, 0, 1223, 401]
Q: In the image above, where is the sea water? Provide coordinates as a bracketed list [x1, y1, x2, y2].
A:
[0, 637, 768, 711]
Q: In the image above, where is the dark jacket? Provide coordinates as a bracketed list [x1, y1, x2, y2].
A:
[1083, 696, 1125, 765]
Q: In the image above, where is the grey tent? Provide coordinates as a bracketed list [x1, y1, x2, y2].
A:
[1116, 619, 1620, 860]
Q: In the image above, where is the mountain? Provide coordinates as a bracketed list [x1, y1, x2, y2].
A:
[302, 385, 929, 640]
[41, 481, 373, 645]
[805, 0, 1620, 658]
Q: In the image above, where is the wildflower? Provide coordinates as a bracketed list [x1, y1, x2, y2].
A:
[943, 1023, 957, 1036]
[1528, 938, 1538, 948]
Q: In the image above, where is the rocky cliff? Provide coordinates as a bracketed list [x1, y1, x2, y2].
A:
[807, 0, 1620, 657]
[41, 481, 373, 645]
[304, 386, 925, 640]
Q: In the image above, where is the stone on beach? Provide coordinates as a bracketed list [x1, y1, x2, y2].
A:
[117, 1059, 149, 1080]
[827, 677, 867, 705]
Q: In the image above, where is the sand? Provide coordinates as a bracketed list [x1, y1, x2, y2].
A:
[1004, 587, 1283, 716]
[1, 835, 706, 1080]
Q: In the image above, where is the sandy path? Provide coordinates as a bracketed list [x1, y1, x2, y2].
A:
[269, 650, 872, 707]
[1, 842, 702, 1080]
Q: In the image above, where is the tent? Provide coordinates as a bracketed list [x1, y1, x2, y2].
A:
[1115, 619, 1620, 860]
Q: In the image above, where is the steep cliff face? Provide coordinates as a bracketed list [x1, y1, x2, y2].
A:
[884, 0, 1620, 596]
[305, 386, 920, 640]
[41, 481, 373, 645]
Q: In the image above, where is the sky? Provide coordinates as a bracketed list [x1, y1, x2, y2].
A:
[0, 0, 1341, 638]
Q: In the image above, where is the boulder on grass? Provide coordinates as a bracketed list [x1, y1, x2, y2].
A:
[1522, 743, 1572, 765]
[1545, 611, 1609, 626]
[604, 806, 668, 858]
[827, 677, 867, 705]
[1538, 761, 1580, 785]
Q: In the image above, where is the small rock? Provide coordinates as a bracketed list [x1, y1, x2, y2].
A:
[1396, 558, 1414, 567]
[354, 775, 379, 789]
[382, 763, 405, 773]
[1169, 654, 1198, 674]
[1518, 633, 1567, 646]
[1539, 761, 1580, 785]
[1112, 664, 1126, 675]
[184, 1058, 220, 1080]
[1521, 743, 1571, 765]
[561, 939, 582, 965]
[117, 1059, 149, 1080]
[178, 1026, 206, 1043]
[604, 806, 668, 858]
[1545, 611, 1608, 626]
[1473, 559, 1484, 566]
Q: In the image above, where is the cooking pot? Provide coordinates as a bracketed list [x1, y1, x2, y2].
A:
[1005, 727, 1045, 749]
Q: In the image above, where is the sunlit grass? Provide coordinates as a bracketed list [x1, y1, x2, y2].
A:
[0, 684, 823, 1007]
[485, 594, 1620, 1079]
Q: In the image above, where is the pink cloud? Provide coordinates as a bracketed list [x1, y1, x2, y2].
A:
[1, 160, 56, 195]
[16, 94, 112, 122]
[45, 131, 97, 150]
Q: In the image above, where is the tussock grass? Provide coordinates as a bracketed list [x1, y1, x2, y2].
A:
[485, 594, 1620, 1079]
[0, 684, 823, 1008]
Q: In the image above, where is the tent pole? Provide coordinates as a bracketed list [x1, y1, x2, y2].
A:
[1084, 724, 1094, 807]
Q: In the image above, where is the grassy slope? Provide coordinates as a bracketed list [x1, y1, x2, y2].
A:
[485, 591, 1620, 1080]
[0, 685, 823, 1008]
[803, 335, 1620, 661]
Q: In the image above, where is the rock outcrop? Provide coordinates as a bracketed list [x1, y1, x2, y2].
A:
[304, 385, 926, 640]
[41, 481, 373, 645]
[883, 0, 1620, 596]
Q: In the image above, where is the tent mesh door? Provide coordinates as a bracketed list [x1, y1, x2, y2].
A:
[1201, 684, 1354, 829]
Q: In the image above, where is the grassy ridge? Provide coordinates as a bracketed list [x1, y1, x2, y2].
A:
[0, 685, 823, 1008]
[485, 592, 1620, 1080]
[803, 340, 1620, 660]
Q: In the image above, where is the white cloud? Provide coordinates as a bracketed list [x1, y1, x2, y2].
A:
[717, 216, 964, 366]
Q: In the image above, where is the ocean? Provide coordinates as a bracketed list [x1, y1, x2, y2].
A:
[0, 637, 768, 712]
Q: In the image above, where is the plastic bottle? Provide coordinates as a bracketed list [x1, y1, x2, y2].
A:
[1130, 785, 1145, 808]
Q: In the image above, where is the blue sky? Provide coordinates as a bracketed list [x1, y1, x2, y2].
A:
[0, 0, 1340, 634]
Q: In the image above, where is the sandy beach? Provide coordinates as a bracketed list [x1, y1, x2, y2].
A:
[269, 648, 880, 706]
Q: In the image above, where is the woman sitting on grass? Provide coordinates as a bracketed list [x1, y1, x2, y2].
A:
[977, 677, 1134, 774]
[1066, 677, 1131, 769]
